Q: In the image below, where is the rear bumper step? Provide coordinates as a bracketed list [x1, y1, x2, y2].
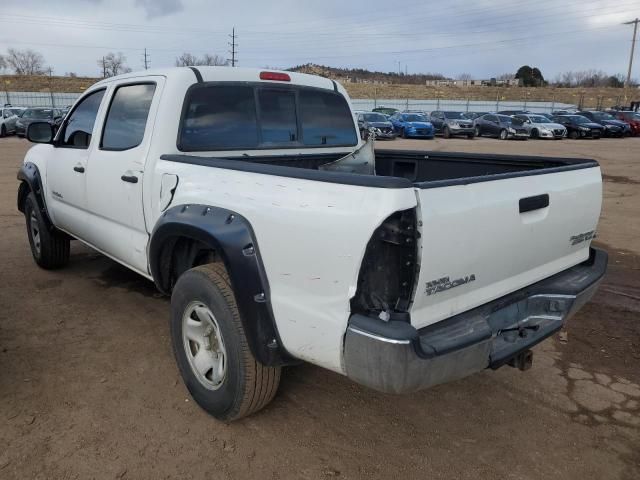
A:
[343, 247, 607, 394]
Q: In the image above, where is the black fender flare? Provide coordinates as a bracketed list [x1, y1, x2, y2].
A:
[17, 162, 53, 230]
[149, 204, 296, 367]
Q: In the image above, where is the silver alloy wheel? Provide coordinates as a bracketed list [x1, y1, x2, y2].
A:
[182, 301, 227, 390]
[29, 210, 41, 257]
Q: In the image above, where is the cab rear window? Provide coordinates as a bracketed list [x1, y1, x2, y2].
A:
[178, 84, 357, 151]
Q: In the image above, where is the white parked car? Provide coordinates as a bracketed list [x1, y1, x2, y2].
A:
[0, 105, 20, 136]
[17, 67, 606, 421]
[512, 113, 567, 139]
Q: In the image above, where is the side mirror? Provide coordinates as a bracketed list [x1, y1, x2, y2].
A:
[27, 122, 55, 144]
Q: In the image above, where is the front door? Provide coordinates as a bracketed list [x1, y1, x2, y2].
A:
[46, 88, 107, 239]
[84, 79, 162, 274]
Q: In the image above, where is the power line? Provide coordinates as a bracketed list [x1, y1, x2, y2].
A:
[228, 27, 237, 67]
[624, 18, 639, 88]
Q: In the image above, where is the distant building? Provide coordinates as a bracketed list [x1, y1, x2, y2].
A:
[425, 78, 520, 87]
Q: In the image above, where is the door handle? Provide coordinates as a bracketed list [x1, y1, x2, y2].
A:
[121, 174, 139, 184]
[73, 165, 85, 173]
[519, 194, 549, 213]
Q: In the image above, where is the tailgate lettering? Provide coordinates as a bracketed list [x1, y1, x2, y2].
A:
[426, 274, 476, 296]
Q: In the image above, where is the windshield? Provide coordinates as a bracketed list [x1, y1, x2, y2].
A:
[402, 114, 426, 122]
[569, 115, 590, 124]
[22, 109, 53, 119]
[362, 113, 388, 122]
[591, 112, 614, 121]
[443, 111, 467, 119]
[530, 115, 550, 123]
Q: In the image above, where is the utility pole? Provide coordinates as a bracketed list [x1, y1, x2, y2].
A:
[143, 48, 150, 70]
[624, 18, 639, 88]
[228, 27, 237, 67]
[102, 56, 106, 78]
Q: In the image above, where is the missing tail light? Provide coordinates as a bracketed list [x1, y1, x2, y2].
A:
[350, 208, 419, 321]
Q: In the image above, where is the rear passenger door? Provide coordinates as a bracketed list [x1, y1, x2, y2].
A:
[84, 78, 163, 274]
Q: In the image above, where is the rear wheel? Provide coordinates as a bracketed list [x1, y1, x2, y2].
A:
[0, 124, 6, 138]
[467, 133, 475, 139]
[443, 126, 451, 139]
[171, 263, 281, 421]
[499, 129, 508, 140]
[24, 192, 69, 269]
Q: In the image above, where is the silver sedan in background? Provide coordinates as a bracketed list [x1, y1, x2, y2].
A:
[514, 114, 566, 139]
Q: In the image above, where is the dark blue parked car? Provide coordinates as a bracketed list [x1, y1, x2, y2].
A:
[389, 112, 434, 139]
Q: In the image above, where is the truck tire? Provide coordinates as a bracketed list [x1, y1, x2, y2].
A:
[170, 263, 281, 421]
[24, 192, 70, 269]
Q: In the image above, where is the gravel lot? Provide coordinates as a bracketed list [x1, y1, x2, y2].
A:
[1, 135, 639, 479]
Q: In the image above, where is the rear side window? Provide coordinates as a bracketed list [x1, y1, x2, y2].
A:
[101, 83, 156, 150]
[298, 90, 357, 146]
[178, 84, 357, 151]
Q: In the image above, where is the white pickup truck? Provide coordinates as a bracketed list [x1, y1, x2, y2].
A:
[18, 67, 607, 421]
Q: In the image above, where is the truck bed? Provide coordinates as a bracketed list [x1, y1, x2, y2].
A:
[207, 150, 598, 187]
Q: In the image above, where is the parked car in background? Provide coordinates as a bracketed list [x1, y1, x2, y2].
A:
[512, 114, 566, 139]
[429, 111, 475, 138]
[389, 112, 434, 138]
[15, 108, 65, 137]
[552, 109, 579, 115]
[372, 106, 399, 116]
[552, 115, 603, 139]
[577, 111, 627, 137]
[1, 105, 19, 137]
[356, 112, 396, 140]
[538, 113, 555, 121]
[613, 111, 640, 136]
[474, 114, 529, 140]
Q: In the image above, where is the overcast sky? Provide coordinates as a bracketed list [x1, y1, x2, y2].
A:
[1, 0, 639, 80]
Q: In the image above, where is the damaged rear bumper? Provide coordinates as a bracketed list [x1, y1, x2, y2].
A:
[343, 247, 607, 394]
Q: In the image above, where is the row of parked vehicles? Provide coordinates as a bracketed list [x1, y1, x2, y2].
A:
[355, 107, 640, 141]
[0, 104, 68, 138]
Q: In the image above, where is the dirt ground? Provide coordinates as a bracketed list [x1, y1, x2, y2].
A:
[0, 135, 638, 480]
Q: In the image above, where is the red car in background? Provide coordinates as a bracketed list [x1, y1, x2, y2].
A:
[614, 111, 640, 136]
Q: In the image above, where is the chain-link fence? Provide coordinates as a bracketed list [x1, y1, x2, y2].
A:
[1, 91, 81, 108]
[2, 90, 581, 114]
[350, 98, 577, 114]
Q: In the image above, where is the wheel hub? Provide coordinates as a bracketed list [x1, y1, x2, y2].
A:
[182, 302, 227, 390]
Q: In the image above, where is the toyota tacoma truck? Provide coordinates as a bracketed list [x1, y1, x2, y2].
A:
[17, 67, 606, 421]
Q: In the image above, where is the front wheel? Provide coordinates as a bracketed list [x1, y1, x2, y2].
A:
[499, 129, 508, 140]
[443, 126, 451, 139]
[401, 128, 407, 139]
[569, 130, 579, 140]
[24, 192, 69, 269]
[467, 133, 475, 139]
[531, 129, 539, 139]
[0, 124, 6, 138]
[474, 125, 481, 137]
[171, 263, 281, 421]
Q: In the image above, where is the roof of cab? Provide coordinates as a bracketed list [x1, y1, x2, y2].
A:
[93, 66, 338, 92]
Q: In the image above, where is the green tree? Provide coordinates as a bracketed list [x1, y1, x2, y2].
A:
[515, 65, 546, 87]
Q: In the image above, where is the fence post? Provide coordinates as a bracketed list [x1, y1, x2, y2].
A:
[550, 94, 555, 114]
[495, 92, 499, 112]
[466, 98, 470, 112]
[436, 97, 440, 109]
[406, 98, 409, 110]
